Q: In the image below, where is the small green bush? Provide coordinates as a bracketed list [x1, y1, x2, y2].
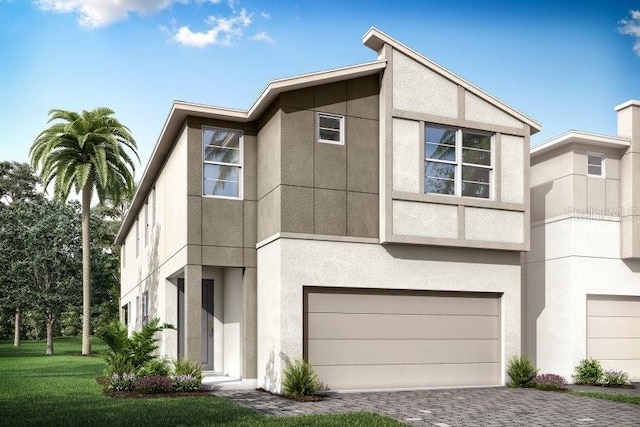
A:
[532, 373, 567, 391]
[573, 358, 604, 385]
[172, 374, 201, 392]
[104, 351, 135, 377]
[134, 375, 173, 394]
[137, 358, 170, 378]
[281, 359, 319, 398]
[172, 358, 203, 382]
[506, 355, 538, 387]
[602, 370, 630, 387]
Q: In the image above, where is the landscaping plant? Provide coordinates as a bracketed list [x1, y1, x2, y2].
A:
[601, 370, 630, 387]
[172, 374, 201, 392]
[281, 359, 319, 398]
[137, 358, 170, 378]
[531, 373, 567, 391]
[573, 358, 604, 385]
[506, 355, 538, 387]
[109, 373, 137, 391]
[172, 358, 203, 382]
[134, 375, 174, 394]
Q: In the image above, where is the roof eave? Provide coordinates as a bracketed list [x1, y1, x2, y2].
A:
[530, 130, 631, 158]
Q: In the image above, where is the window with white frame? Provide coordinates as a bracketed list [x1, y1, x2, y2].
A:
[424, 125, 493, 199]
[317, 112, 344, 145]
[141, 291, 149, 327]
[144, 201, 149, 247]
[135, 220, 139, 257]
[587, 153, 604, 177]
[203, 127, 242, 198]
[151, 186, 156, 226]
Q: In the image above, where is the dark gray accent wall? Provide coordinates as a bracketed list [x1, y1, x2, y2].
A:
[256, 75, 380, 242]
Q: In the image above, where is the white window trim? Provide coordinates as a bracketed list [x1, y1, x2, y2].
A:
[425, 126, 494, 200]
[135, 220, 139, 258]
[587, 152, 605, 178]
[144, 201, 149, 247]
[202, 126, 244, 200]
[317, 112, 345, 145]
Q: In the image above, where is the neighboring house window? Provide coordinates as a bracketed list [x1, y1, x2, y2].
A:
[424, 125, 492, 199]
[144, 201, 149, 247]
[122, 303, 128, 326]
[151, 186, 156, 226]
[587, 153, 604, 177]
[121, 243, 125, 268]
[141, 291, 149, 327]
[203, 127, 243, 198]
[136, 296, 140, 328]
[317, 112, 345, 145]
[135, 220, 139, 257]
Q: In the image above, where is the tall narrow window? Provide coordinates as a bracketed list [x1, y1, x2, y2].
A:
[121, 243, 126, 268]
[424, 125, 493, 199]
[135, 220, 139, 257]
[144, 201, 149, 247]
[151, 186, 156, 226]
[587, 153, 604, 177]
[141, 291, 149, 327]
[203, 127, 242, 198]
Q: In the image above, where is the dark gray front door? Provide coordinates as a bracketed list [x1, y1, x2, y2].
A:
[201, 279, 214, 370]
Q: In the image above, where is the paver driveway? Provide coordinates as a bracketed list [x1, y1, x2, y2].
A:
[215, 387, 640, 426]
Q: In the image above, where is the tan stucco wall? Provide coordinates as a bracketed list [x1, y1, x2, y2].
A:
[381, 48, 529, 250]
[257, 237, 522, 392]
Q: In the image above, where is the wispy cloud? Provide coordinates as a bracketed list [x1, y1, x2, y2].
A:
[34, 0, 185, 28]
[250, 31, 274, 43]
[261, 11, 270, 19]
[173, 8, 251, 47]
[618, 10, 640, 56]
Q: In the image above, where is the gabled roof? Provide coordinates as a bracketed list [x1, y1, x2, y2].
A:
[114, 60, 386, 244]
[362, 27, 542, 134]
[530, 130, 630, 158]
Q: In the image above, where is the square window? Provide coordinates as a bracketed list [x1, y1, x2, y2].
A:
[317, 112, 344, 144]
[587, 153, 604, 177]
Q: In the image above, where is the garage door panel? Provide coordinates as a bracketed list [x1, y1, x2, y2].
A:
[587, 297, 640, 317]
[597, 360, 640, 381]
[307, 312, 499, 340]
[587, 316, 640, 338]
[588, 338, 640, 360]
[315, 363, 500, 390]
[308, 339, 499, 365]
[307, 291, 499, 316]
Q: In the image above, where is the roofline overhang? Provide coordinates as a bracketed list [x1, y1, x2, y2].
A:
[362, 27, 542, 134]
[530, 130, 630, 158]
[114, 60, 387, 244]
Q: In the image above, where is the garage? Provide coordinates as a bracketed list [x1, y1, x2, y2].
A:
[304, 288, 502, 390]
[587, 295, 640, 380]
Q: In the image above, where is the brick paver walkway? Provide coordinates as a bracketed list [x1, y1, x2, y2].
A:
[215, 387, 640, 426]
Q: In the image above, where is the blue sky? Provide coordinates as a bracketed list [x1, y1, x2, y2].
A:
[1, 0, 639, 179]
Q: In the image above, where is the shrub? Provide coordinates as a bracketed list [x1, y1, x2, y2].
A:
[172, 358, 203, 382]
[137, 358, 170, 378]
[573, 359, 604, 385]
[134, 375, 173, 394]
[602, 370, 630, 387]
[532, 373, 567, 391]
[506, 355, 538, 387]
[172, 374, 201, 392]
[104, 351, 135, 377]
[281, 359, 319, 398]
[109, 373, 137, 391]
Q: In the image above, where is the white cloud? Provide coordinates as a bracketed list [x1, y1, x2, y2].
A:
[260, 11, 270, 19]
[250, 31, 273, 43]
[35, 0, 186, 28]
[619, 10, 640, 56]
[173, 8, 251, 47]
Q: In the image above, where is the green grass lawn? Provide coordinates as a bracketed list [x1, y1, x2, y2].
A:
[0, 337, 400, 426]
[569, 390, 640, 405]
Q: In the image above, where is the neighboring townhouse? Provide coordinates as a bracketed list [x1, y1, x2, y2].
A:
[525, 101, 640, 382]
[115, 27, 540, 392]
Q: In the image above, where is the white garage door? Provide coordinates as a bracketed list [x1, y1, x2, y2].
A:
[587, 295, 640, 380]
[304, 288, 501, 390]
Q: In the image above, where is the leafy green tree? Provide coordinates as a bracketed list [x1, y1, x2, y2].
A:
[0, 200, 82, 354]
[30, 108, 138, 354]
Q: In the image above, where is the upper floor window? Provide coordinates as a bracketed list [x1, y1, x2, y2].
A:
[424, 125, 493, 199]
[144, 201, 149, 247]
[135, 220, 139, 257]
[587, 153, 604, 177]
[317, 112, 344, 145]
[141, 291, 149, 327]
[203, 127, 243, 199]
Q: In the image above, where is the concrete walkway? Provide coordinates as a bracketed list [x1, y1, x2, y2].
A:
[215, 387, 640, 426]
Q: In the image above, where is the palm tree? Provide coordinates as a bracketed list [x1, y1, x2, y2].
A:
[30, 108, 138, 355]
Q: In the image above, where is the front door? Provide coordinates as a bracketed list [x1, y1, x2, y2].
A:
[201, 279, 215, 370]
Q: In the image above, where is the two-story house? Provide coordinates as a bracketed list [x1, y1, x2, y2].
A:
[115, 27, 540, 392]
[525, 101, 640, 382]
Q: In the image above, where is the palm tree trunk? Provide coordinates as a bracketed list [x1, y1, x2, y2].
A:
[81, 183, 92, 355]
[46, 317, 54, 355]
[14, 309, 20, 347]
